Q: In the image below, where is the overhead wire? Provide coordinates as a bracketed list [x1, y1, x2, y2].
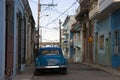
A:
[43, 2, 77, 27]
[42, 0, 55, 39]
[29, 0, 38, 4]
[52, 7, 60, 28]
[50, 7, 68, 16]
[40, 6, 50, 14]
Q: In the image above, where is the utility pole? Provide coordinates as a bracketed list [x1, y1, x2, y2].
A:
[34, 0, 40, 58]
[37, 0, 40, 49]
[37, 0, 57, 48]
[59, 19, 62, 48]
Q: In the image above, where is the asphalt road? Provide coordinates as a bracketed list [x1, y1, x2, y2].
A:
[33, 63, 120, 80]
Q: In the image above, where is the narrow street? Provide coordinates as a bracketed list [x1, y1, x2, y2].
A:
[13, 63, 120, 80]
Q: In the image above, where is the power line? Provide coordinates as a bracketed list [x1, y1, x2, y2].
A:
[43, 2, 77, 27]
[49, 7, 68, 16]
[29, 0, 38, 4]
[41, 6, 50, 14]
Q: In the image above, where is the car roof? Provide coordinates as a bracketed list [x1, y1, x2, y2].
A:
[39, 47, 62, 51]
[38, 47, 63, 55]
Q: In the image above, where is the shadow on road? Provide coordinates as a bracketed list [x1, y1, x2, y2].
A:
[34, 69, 67, 76]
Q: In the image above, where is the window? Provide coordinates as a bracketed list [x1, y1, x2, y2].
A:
[41, 50, 60, 55]
[99, 35, 104, 49]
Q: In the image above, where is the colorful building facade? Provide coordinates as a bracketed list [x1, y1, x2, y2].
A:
[89, 0, 120, 69]
[62, 15, 76, 60]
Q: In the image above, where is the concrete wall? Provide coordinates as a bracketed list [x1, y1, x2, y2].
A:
[0, 0, 5, 80]
[95, 16, 111, 65]
[13, 0, 27, 74]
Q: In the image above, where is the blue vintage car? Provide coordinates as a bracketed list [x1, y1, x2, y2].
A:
[35, 47, 67, 74]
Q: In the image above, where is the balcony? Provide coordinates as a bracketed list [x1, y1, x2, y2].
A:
[99, 0, 120, 12]
[71, 22, 81, 32]
[63, 30, 69, 35]
[89, 3, 100, 19]
[93, 0, 120, 19]
[63, 40, 69, 44]
[74, 40, 81, 48]
[63, 40, 69, 47]
[76, 0, 90, 21]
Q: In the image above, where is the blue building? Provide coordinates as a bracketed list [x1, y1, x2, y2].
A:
[111, 9, 120, 68]
[0, 0, 5, 80]
[89, 0, 120, 69]
[0, 0, 35, 80]
[0, 0, 6, 80]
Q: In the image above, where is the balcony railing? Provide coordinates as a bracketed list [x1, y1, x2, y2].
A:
[63, 31, 69, 35]
[89, 0, 120, 19]
[74, 40, 81, 48]
[99, 0, 120, 12]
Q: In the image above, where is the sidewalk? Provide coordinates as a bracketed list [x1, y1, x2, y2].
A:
[83, 62, 120, 77]
[12, 64, 35, 80]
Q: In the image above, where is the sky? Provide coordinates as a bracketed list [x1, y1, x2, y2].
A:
[28, 0, 79, 42]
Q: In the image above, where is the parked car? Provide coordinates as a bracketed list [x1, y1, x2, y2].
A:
[35, 47, 67, 74]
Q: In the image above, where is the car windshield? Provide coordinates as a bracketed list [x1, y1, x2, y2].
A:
[41, 49, 60, 55]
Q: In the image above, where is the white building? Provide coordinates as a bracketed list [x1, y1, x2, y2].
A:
[62, 15, 76, 59]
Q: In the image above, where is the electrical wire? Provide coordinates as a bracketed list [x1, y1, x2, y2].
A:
[42, 2, 54, 39]
[50, 7, 68, 15]
[43, 2, 77, 27]
[29, 0, 38, 4]
[49, 6, 59, 27]
[41, 6, 50, 14]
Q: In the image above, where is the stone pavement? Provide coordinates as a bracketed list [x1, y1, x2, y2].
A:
[12, 63, 120, 80]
